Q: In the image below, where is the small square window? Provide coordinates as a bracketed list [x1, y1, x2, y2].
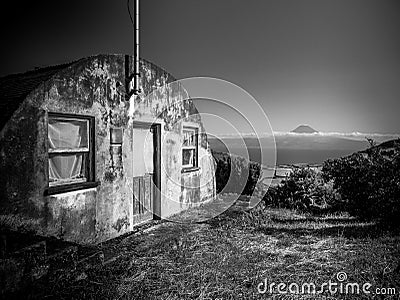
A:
[47, 113, 96, 192]
[182, 127, 198, 169]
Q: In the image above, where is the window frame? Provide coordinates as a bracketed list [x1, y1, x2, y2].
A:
[181, 125, 199, 172]
[45, 112, 98, 195]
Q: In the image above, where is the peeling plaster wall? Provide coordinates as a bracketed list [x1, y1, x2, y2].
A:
[0, 54, 216, 244]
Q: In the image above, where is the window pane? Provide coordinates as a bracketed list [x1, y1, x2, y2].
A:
[49, 153, 86, 185]
[182, 149, 195, 167]
[183, 129, 197, 147]
[48, 118, 88, 150]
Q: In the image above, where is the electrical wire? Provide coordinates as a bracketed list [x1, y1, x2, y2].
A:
[127, 0, 134, 26]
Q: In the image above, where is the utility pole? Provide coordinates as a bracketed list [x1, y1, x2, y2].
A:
[132, 0, 140, 96]
[128, 0, 140, 117]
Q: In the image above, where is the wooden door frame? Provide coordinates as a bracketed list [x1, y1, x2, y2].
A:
[132, 121, 161, 220]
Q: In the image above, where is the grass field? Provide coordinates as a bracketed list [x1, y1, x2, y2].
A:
[31, 195, 400, 299]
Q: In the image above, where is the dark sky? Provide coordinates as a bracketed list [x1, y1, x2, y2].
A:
[1, 0, 399, 133]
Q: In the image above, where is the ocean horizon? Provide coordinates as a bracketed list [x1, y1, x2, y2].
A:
[208, 132, 400, 166]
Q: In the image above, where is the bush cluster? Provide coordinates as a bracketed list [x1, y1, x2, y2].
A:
[264, 167, 341, 213]
[213, 139, 400, 224]
[322, 140, 400, 223]
[261, 139, 400, 224]
[212, 151, 261, 196]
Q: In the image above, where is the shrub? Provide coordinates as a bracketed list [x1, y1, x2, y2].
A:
[212, 151, 261, 195]
[264, 167, 341, 213]
[322, 139, 400, 224]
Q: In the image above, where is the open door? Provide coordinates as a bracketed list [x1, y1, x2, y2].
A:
[132, 122, 161, 224]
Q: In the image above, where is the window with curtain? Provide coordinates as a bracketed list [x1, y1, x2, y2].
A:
[182, 127, 198, 169]
[48, 114, 93, 187]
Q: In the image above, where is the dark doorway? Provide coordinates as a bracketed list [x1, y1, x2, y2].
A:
[131, 122, 161, 224]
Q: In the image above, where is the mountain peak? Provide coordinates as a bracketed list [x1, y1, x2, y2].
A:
[291, 125, 318, 133]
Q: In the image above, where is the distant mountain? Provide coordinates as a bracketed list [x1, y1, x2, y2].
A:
[291, 125, 318, 133]
[207, 130, 398, 165]
[208, 131, 370, 165]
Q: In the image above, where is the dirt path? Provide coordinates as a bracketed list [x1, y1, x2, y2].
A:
[27, 195, 400, 300]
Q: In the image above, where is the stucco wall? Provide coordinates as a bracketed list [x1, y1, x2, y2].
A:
[0, 54, 216, 244]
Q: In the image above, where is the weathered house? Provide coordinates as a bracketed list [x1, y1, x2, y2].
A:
[0, 54, 216, 244]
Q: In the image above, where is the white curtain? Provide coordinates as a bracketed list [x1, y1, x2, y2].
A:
[49, 154, 84, 182]
[48, 119, 88, 183]
[183, 129, 196, 147]
[48, 119, 87, 149]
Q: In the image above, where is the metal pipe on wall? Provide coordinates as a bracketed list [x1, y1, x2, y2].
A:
[133, 0, 140, 95]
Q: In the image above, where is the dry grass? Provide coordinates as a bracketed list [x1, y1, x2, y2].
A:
[31, 195, 400, 299]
